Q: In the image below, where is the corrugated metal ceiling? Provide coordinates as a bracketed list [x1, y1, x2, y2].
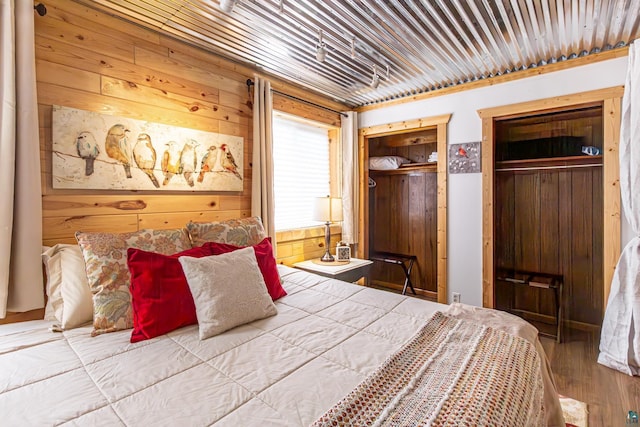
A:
[81, 0, 640, 108]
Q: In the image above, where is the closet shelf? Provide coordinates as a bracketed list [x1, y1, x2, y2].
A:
[369, 162, 437, 175]
[495, 155, 602, 170]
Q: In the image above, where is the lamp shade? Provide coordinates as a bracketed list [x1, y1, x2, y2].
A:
[313, 197, 343, 222]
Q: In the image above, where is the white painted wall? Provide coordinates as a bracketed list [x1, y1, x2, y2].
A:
[359, 57, 631, 307]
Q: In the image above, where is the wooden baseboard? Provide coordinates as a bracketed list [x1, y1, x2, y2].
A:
[563, 319, 601, 332]
[0, 308, 45, 325]
[511, 309, 600, 332]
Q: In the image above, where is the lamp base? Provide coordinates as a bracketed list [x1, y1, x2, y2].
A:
[320, 251, 335, 262]
[319, 221, 334, 262]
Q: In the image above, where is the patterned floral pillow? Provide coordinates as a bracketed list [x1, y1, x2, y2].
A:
[186, 216, 267, 247]
[75, 228, 192, 336]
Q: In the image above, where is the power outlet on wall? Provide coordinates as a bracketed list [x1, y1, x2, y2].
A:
[452, 292, 461, 303]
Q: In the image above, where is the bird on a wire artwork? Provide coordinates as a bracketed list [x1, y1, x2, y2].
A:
[75, 131, 99, 176]
[52, 105, 243, 191]
[133, 133, 160, 188]
[105, 124, 133, 178]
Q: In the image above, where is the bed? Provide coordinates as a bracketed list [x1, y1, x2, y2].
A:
[0, 218, 565, 426]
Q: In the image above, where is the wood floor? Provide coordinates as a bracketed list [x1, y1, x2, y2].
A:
[541, 329, 640, 426]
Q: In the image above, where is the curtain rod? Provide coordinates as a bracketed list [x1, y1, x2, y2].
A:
[246, 79, 348, 118]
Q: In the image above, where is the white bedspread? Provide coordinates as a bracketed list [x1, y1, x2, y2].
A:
[0, 266, 563, 426]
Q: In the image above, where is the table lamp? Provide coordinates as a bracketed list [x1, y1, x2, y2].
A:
[313, 196, 343, 262]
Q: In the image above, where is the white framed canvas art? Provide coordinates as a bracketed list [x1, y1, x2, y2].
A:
[52, 105, 243, 191]
[448, 141, 481, 174]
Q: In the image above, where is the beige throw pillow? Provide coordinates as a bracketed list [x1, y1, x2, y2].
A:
[186, 216, 267, 247]
[179, 247, 277, 340]
[42, 244, 93, 329]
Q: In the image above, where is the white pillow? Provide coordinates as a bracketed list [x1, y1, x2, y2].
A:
[42, 244, 93, 330]
[369, 156, 411, 170]
[179, 247, 277, 340]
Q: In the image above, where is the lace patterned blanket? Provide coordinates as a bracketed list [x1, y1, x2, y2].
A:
[311, 312, 545, 427]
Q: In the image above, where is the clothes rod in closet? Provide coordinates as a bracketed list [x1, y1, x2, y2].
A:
[496, 163, 603, 172]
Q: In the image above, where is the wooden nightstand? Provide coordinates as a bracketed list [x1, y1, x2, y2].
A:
[292, 258, 373, 283]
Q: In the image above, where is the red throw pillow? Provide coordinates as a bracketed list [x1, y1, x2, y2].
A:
[127, 245, 213, 343]
[207, 237, 287, 301]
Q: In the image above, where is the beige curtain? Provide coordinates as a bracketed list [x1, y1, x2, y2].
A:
[341, 111, 359, 244]
[598, 40, 640, 375]
[0, 0, 44, 318]
[251, 76, 276, 242]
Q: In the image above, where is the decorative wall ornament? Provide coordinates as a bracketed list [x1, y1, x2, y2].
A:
[448, 141, 481, 174]
[52, 105, 243, 191]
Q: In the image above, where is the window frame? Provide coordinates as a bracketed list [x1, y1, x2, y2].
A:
[271, 110, 341, 232]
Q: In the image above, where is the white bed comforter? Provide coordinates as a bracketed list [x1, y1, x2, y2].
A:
[0, 266, 563, 426]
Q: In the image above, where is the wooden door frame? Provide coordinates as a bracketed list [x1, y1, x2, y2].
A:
[478, 87, 624, 310]
[357, 114, 452, 304]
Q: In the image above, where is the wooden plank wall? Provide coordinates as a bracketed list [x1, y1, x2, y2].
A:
[36, 0, 344, 265]
[368, 172, 438, 294]
[496, 107, 603, 148]
[275, 225, 343, 266]
[495, 167, 604, 327]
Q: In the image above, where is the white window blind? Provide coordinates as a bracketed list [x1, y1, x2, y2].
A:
[273, 114, 330, 231]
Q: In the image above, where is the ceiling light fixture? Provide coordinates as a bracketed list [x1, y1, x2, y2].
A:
[370, 65, 380, 88]
[219, 0, 237, 13]
[216, 0, 391, 92]
[316, 29, 327, 62]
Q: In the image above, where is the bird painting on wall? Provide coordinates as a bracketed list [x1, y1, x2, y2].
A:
[220, 143, 242, 180]
[457, 147, 468, 158]
[76, 131, 100, 176]
[133, 133, 159, 188]
[161, 141, 182, 186]
[197, 145, 218, 183]
[180, 139, 199, 187]
[105, 124, 132, 178]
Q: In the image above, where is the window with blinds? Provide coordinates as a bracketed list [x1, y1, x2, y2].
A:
[273, 113, 331, 231]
